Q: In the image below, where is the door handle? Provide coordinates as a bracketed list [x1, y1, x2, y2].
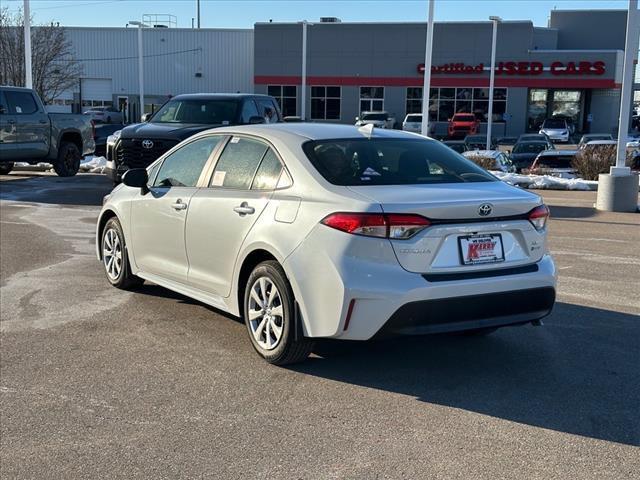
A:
[171, 199, 188, 211]
[233, 202, 255, 216]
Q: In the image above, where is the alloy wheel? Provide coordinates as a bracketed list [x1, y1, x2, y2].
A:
[103, 228, 123, 280]
[248, 276, 284, 350]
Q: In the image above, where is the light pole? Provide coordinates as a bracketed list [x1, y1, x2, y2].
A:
[421, 0, 435, 136]
[301, 20, 308, 121]
[129, 21, 145, 122]
[486, 16, 501, 150]
[23, 0, 32, 89]
[196, 0, 201, 29]
[596, 0, 639, 212]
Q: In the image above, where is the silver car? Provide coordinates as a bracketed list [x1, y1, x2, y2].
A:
[97, 124, 557, 365]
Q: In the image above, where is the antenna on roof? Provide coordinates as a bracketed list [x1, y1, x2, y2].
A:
[358, 123, 374, 139]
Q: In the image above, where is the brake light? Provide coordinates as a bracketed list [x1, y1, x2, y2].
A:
[528, 204, 549, 230]
[321, 213, 430, 239]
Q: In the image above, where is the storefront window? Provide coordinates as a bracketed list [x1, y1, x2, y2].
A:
[527, 89, 583, 132]
[267, 85, 297, 117]
[527, 89, 548, 131]
[405, 87, 507, 121]
[311, 86, 341, 120]
[360, 86, 384, 113]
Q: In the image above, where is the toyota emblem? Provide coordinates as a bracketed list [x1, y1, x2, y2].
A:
[141, 139, 154, 149]
[478, 203, 493, 216]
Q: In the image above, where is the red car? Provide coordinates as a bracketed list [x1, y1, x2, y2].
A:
[448, 113, 479, 139]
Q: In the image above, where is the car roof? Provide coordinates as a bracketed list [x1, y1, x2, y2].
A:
[519, 133, 546, 137]
[537, 150, 577, 156]
[361, 111, 389, 114]
[582, 133, 611, 138]
[170, 93, 272, 101]
[515, 141, 548, 146]
[207, 122, 426, 142]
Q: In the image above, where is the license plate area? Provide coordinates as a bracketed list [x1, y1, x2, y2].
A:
[458, 234, 505, 265]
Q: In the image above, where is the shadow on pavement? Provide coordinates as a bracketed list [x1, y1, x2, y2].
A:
[548, 205, 596, 219]
[0, 173, 112, 207]
[291, 302, 640, 446]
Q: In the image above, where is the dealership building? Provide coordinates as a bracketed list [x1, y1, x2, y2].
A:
[47, 9, 638, 136]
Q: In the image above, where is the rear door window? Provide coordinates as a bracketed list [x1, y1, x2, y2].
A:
[251, 149, 283, 190]
[153, 136, 222, 187]
[255, 98, 280, 123]
[240, 99, 260, 124]
[210, 137, 268, 189]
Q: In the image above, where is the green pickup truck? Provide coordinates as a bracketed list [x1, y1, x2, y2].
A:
[0, 86, 95, 176]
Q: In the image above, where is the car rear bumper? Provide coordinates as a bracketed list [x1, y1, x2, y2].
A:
[375, 286, 555, 337]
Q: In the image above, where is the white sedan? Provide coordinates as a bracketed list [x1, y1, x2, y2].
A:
[97, 123, 557, 364]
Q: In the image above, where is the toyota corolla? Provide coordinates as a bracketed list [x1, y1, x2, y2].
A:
[97, 123, 556, 365]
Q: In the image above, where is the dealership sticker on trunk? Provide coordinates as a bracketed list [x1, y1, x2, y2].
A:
[458, 234, 505, 265]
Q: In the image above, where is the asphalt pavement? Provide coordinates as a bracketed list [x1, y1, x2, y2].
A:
[1, 172, 639, 479]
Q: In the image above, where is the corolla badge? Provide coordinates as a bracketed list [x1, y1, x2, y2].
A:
[141, 139, 154, 149]
[478, 203, 493, 216]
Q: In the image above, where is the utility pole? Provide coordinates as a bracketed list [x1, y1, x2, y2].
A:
[129, 21, 145, 121]
[420, 0, 435, 136]
[301, 20, 308, 120]
[23, 0, 33, 89]
[197, 0, 201, 28]
[595, 0, 639, 212]
[486, 16, 501, 149]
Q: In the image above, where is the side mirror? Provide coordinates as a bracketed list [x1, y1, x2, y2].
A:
[141, 113, 151, 122]
[248, 116, 265, 124]
[122, 168, 149, 192]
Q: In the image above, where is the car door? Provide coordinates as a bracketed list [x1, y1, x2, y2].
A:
[0, 91, 19, 158]
[129, 135, 223, 284]
[186, 135, 286, 297]
[4, 90, 49, 159]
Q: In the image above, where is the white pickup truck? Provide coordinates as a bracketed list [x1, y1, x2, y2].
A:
[0, 86, 95, 176]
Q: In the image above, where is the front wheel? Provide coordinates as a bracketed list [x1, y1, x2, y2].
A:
[101, 217, 143, 289]
[54, 142, 81, 177]
[244, 261, 314, 365]
[0, 162, 14, 175]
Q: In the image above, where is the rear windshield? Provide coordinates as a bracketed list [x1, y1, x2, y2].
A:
[302, 138, 496, 186]
[453, 114, 475, 122]
[361, 113, 388, 121]
[542, 119, 566, 129]
[406, 115, 422, 122]
[152, 99, 239, 124]
[513, 142, 547, 154]
[537, 156, 574, 168]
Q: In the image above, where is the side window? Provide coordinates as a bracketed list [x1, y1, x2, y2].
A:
[5, 91, 39, 115]
[255, 98, 280, 124]
[146, 158, 162, 185]
[251, 149, 283, 190]
[240, 100, 260, 124]
[153, 136, 221, 187]
[210, 137, 268, 189]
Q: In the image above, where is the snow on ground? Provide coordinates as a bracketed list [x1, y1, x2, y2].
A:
[490, 171, 600, 191]
[79, 156, 107, 173]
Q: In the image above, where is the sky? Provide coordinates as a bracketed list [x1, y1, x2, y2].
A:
[2, 0, 632, 29]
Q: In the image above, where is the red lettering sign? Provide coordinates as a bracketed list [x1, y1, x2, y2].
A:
[418, 60, 606, 76]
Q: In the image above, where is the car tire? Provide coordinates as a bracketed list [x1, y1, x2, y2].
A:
[53, 142, 81, 177]
[101, 217, 144, 290]
[244, 260, 314, 365]
[0, 162, 14, 175]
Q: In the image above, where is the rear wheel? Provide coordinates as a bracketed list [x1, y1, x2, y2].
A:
[53, 142, 81, 177]
[244, 261, 314, 365]
[101, 217, 143, 289]
[0, 162, 14, 175]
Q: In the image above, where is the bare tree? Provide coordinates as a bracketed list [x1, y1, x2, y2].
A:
[0, 8, 82, 104]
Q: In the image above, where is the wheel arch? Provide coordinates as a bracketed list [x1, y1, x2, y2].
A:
[59, 129, 83, 152]
[96, 209, 118, 260]
[234, 248, 280, 317]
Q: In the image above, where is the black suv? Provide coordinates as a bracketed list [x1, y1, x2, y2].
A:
[106, 93, 281, 183]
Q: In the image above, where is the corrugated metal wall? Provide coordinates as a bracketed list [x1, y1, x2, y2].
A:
[62, 27, 254, 98]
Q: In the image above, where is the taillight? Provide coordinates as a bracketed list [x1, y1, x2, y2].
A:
[528, 204, 549, 230]
[321, 213, 430, 239]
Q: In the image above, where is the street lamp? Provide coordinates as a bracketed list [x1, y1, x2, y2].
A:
[129, 21, 146, 122]
[486, 16, 501, 150]
[301, 20, 308, 121]
[421, 0, 435, 136]
[23, 0, 32, 89]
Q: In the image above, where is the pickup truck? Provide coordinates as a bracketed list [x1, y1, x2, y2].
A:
[0, 86, 95, 176]
[106, 93, 282, 184]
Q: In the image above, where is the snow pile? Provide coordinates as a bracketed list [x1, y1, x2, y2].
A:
[490, 171, 599, 191]
[79, 156, 108, 173]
